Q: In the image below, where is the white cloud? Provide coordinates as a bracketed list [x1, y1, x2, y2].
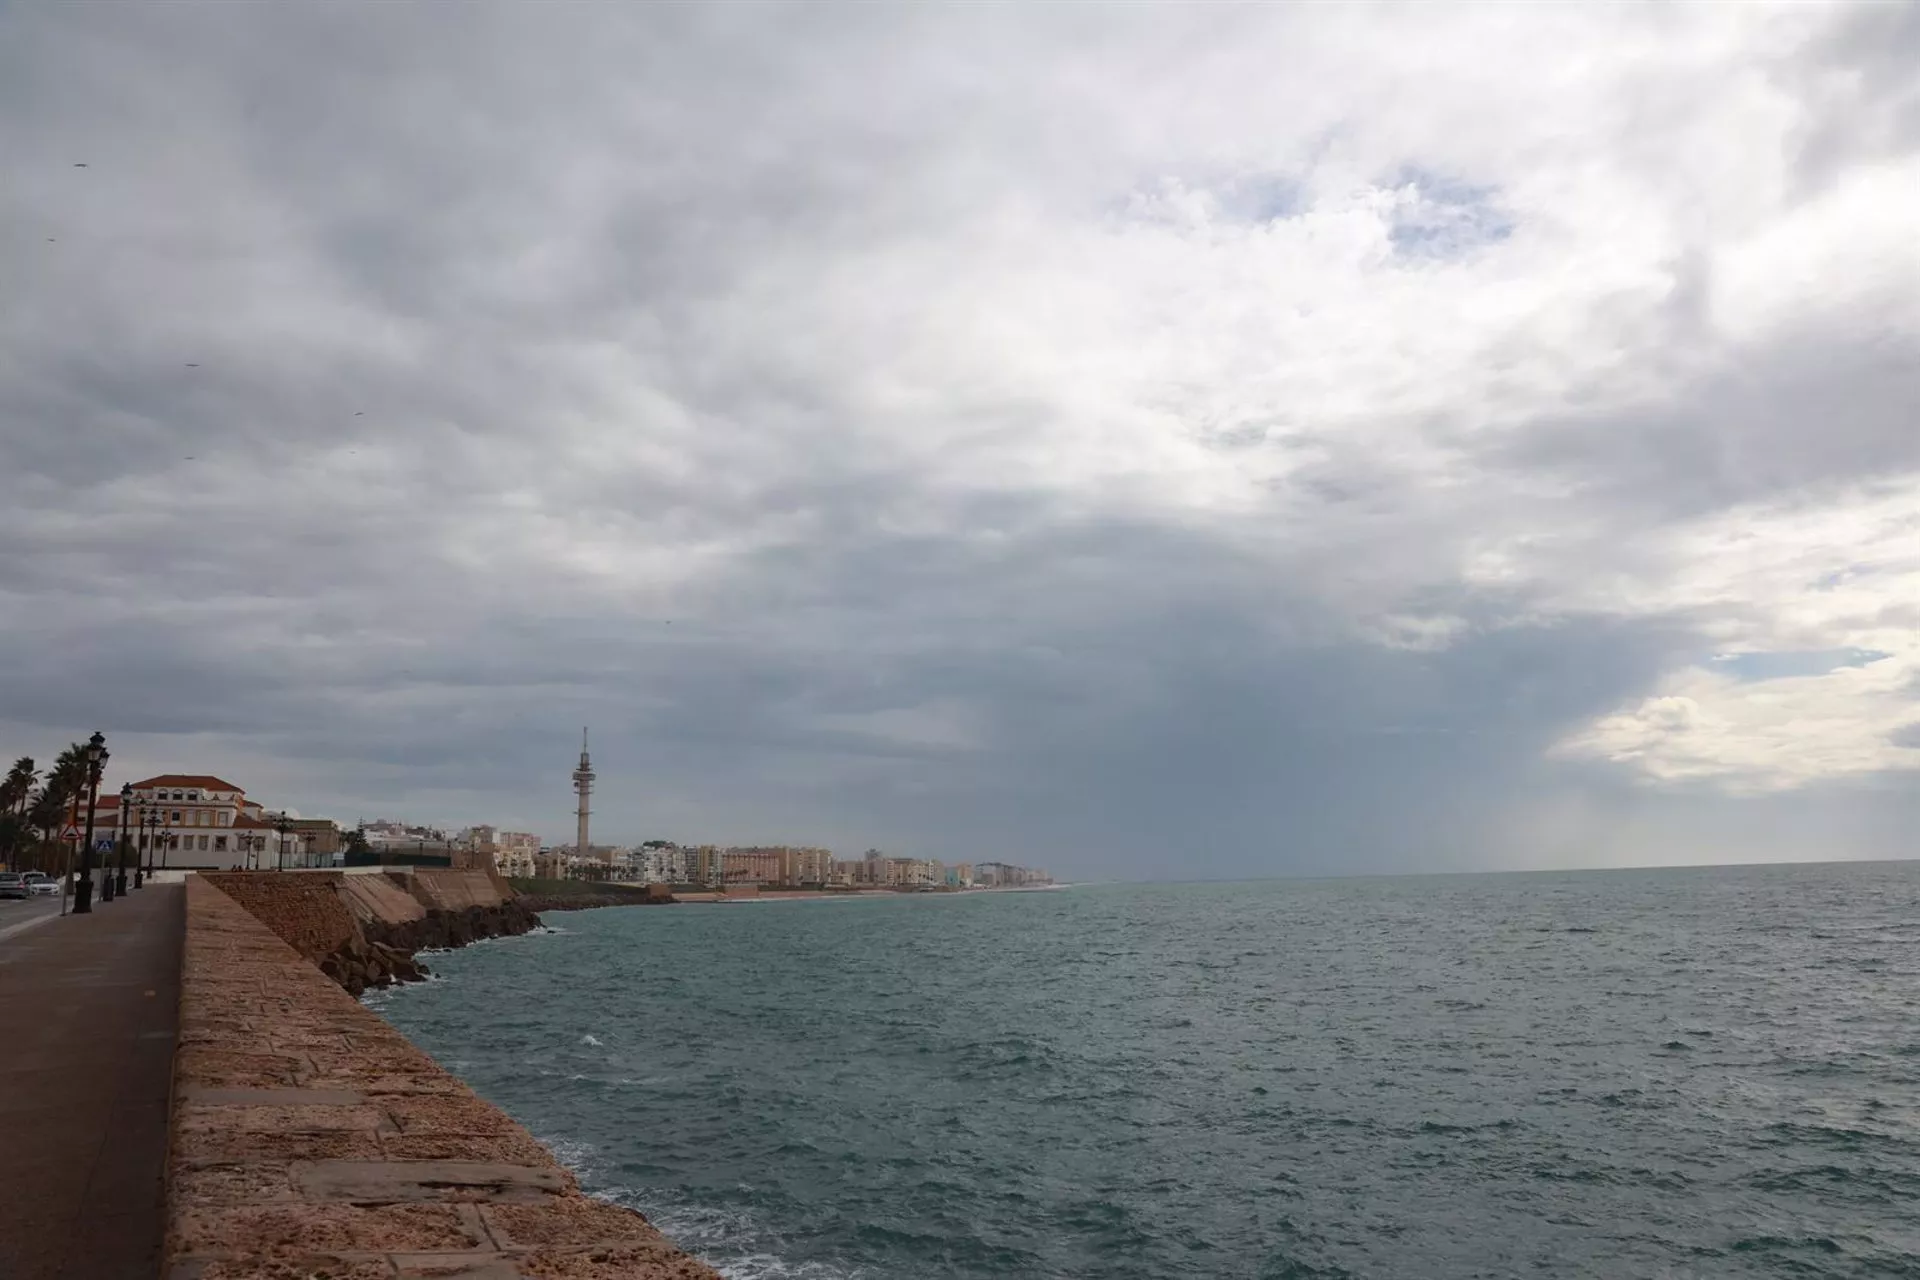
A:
[2, 2, 1916, 865]
[1550, 475, 1920, 789]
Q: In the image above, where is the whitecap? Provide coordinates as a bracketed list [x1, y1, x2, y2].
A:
[718, 1254, 866, 1280]
[582, 1032, 604, 1046]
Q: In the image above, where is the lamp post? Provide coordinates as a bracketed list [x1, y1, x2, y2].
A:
[274, 813, 291, 870]
[131, 795, 145, 889]
[72, 731, 107, 914]
[116, 783, 132, 894]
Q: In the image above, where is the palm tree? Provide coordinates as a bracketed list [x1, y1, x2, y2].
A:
[0, 812, 21, 867]
[44, 743, 84, 812]
[1, 757, 34, 816]
[25, 787, 65, 875]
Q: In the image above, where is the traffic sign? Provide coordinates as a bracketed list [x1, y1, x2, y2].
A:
[60, 826, 80, 843]
[95, 838, 114, 853]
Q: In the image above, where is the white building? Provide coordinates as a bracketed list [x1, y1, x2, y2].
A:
[120, 774, 314, 870]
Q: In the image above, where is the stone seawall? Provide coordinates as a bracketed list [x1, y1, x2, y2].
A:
[203, 870, 540, 996]
[169, 875, 721, 1279]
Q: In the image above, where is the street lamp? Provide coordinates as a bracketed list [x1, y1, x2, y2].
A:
[72, 731, 107, 914]
[116, 783, 132, 894]
[131, 794, 145, 890]
[274, 813, 291, 871]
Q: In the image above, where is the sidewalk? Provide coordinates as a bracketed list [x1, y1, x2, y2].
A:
[0, 882, 184, 1280]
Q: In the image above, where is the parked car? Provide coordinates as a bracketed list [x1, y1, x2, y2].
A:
[0, 872, 27, 899]
[22, 872, 57, 896]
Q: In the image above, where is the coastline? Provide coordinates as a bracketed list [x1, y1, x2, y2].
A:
[516, 880, 1070, 909]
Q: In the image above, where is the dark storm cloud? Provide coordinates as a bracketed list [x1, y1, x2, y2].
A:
[3, 3, 1916, 872]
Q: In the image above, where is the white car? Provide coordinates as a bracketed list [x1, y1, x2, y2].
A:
[22, 872, 57, 896]
[0, 873, 25, 900]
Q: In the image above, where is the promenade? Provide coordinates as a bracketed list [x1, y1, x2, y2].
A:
[0, 883, 184, 1280]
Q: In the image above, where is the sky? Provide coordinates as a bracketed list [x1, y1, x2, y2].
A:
[2, 3, 1916, 878]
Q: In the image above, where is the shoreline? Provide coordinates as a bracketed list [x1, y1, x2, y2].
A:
[516, 881, 1067, 909]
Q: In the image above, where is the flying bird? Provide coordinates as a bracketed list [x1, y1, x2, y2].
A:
[73, 163, 87, 168]
[185, 363, 199, 368]
[354, 411, 363, 416]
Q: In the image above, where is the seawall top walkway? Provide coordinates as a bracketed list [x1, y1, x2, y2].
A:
[0, 881, 185, 1280]
[169, 875, 720, 1278]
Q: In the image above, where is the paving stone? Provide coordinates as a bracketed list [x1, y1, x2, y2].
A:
[177, 1127, 389, 1166]
[380, 1131, 563, 1168]
[182, 1085, 368, 1106]
[384, 1094, 521, 1136]
[293, 1159, 571, 1204]
[170, 1202, 482, 1256]
[480, 1198, 667, 1248]
[172, 1258, 396, 1280]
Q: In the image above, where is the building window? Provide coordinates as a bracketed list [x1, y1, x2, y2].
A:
[214, 836, 227, 852]
[171, 811, 182, 823]
[198, 835, 209, 851]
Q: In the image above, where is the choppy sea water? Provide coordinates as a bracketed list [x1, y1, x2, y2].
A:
[372, 865, 1920, 1279]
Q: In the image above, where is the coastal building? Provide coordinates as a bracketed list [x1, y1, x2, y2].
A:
[689, 845, 722, 887]
[362, 821, 462, 862]
[459, 827, 540, 878]
[974, 861, 1053, 887]
[107, 774, 323, 870]
[722, 848, 781, 885]
[497, 831, 540, 878]
[633, 844, 687, 884]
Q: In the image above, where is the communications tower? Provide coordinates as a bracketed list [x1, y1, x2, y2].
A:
[571, 727, 595, 878]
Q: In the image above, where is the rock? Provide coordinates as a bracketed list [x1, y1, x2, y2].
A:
[313, 898, 537, 997]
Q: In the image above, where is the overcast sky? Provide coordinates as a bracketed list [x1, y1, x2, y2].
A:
[2, 4, 1915, 877]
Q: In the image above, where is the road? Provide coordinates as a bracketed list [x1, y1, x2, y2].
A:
[0, 892, 64, 945]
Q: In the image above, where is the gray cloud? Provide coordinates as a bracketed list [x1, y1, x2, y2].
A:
[4, 3, 1917, 875]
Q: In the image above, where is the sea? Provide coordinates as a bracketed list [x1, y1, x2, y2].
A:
[371, 863, 1920, 1279]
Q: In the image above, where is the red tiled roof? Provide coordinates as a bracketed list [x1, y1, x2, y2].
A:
[130, 775, 244, 793]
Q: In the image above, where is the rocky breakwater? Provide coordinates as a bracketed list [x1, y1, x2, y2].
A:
[201, 869, 542, 998]
[516, 883, 675, 913]
[170, 875, 720, 1278]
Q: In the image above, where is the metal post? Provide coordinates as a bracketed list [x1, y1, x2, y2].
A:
[72, 731, 105, 913]
[116, 783, 132, 893]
